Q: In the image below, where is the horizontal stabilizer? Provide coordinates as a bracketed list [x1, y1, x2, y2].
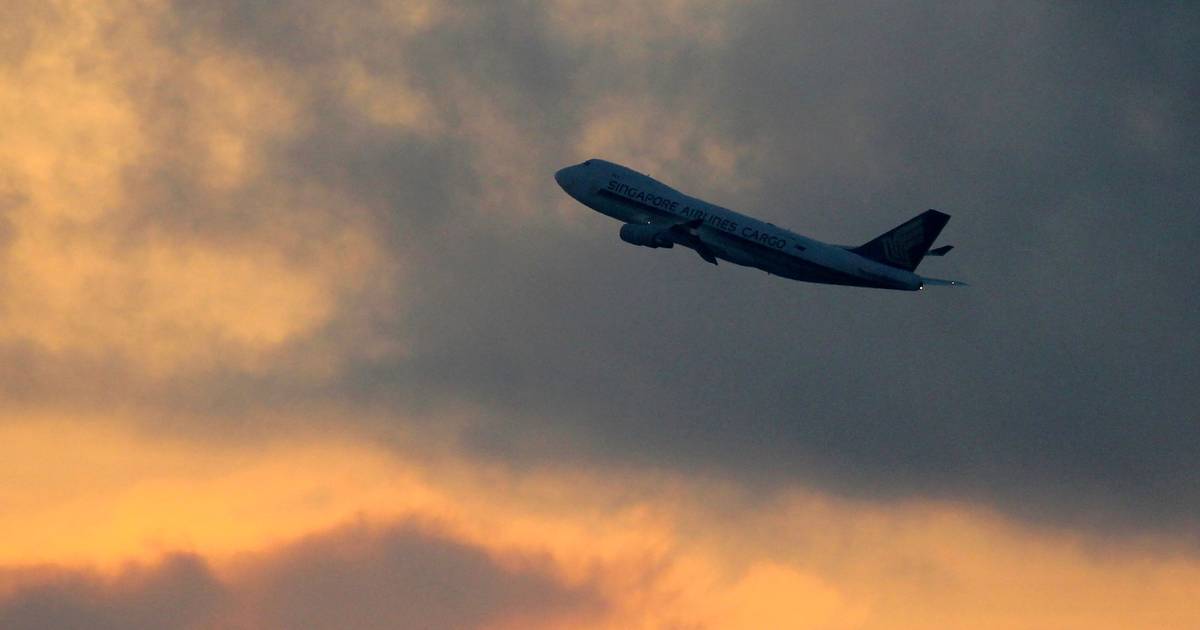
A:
[920, 276, 969, 287]
[926, 245, 953, 256]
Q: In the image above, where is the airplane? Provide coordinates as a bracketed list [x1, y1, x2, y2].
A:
[554, 158, 966, 291]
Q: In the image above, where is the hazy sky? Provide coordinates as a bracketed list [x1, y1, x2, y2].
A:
[2, 1, 1198, 628]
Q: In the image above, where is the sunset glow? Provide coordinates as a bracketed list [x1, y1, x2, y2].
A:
[2, 1, 1197, 628]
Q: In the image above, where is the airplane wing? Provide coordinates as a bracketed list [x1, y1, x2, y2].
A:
[666, 218, 703, 237]
[668, 218, 719, 265]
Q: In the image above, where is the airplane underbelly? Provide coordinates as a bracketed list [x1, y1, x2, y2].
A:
[713, 237, 884, 287]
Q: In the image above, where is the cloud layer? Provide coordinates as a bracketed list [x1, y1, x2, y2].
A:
[2, 421, 1198, 629]
[2, 1, 1199, 627]
[0, 523, 597, 630]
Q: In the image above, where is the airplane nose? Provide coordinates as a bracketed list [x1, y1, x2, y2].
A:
[552, 164, 576, 189]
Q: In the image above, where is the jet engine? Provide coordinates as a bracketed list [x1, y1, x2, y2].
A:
[619, 223, 674, 248]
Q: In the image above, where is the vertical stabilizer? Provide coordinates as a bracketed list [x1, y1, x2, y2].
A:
[852, 209, 950, 271]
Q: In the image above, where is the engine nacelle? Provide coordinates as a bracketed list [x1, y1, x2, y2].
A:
[619, 223, 674, 248]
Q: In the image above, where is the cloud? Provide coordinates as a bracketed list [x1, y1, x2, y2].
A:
[5, 2, 1197, 626]
[2, 0, 1198, 562]
[0, 556, 226, 630]
[240, 522, 598, 630]
[313, 0, 1199, 534]
[2, 421, 1199, 629]
[0, 0, 395, 378]
[0, 523, 598, 630]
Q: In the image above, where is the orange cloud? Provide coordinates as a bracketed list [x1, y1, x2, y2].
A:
[0, 0, 394, 375]
[2, 2, 1198, 629]
[1, 418, 1198, 629]
[0, 524, 599, 630]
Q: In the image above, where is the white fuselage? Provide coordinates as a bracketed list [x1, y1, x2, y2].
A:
[555, 159, 925, 290]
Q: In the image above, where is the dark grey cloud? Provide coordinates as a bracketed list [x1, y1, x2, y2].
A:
[0, 522, 599, 630]
[243, 522, 597, 630]
[0, 555, 226, 630]
[8, 1, 1198, 537]
[357, 2, 1196, 535]
[285, 2, 1195, 535]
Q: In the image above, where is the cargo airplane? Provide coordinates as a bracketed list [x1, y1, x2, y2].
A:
[555, 159, 965, 291]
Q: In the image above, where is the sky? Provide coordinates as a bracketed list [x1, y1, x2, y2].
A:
[1, 1, 1198, 628]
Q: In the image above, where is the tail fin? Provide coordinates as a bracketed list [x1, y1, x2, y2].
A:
[852, 209, 950, 271]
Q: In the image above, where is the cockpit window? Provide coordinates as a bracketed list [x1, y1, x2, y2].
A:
[582, 160, 591, 166]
